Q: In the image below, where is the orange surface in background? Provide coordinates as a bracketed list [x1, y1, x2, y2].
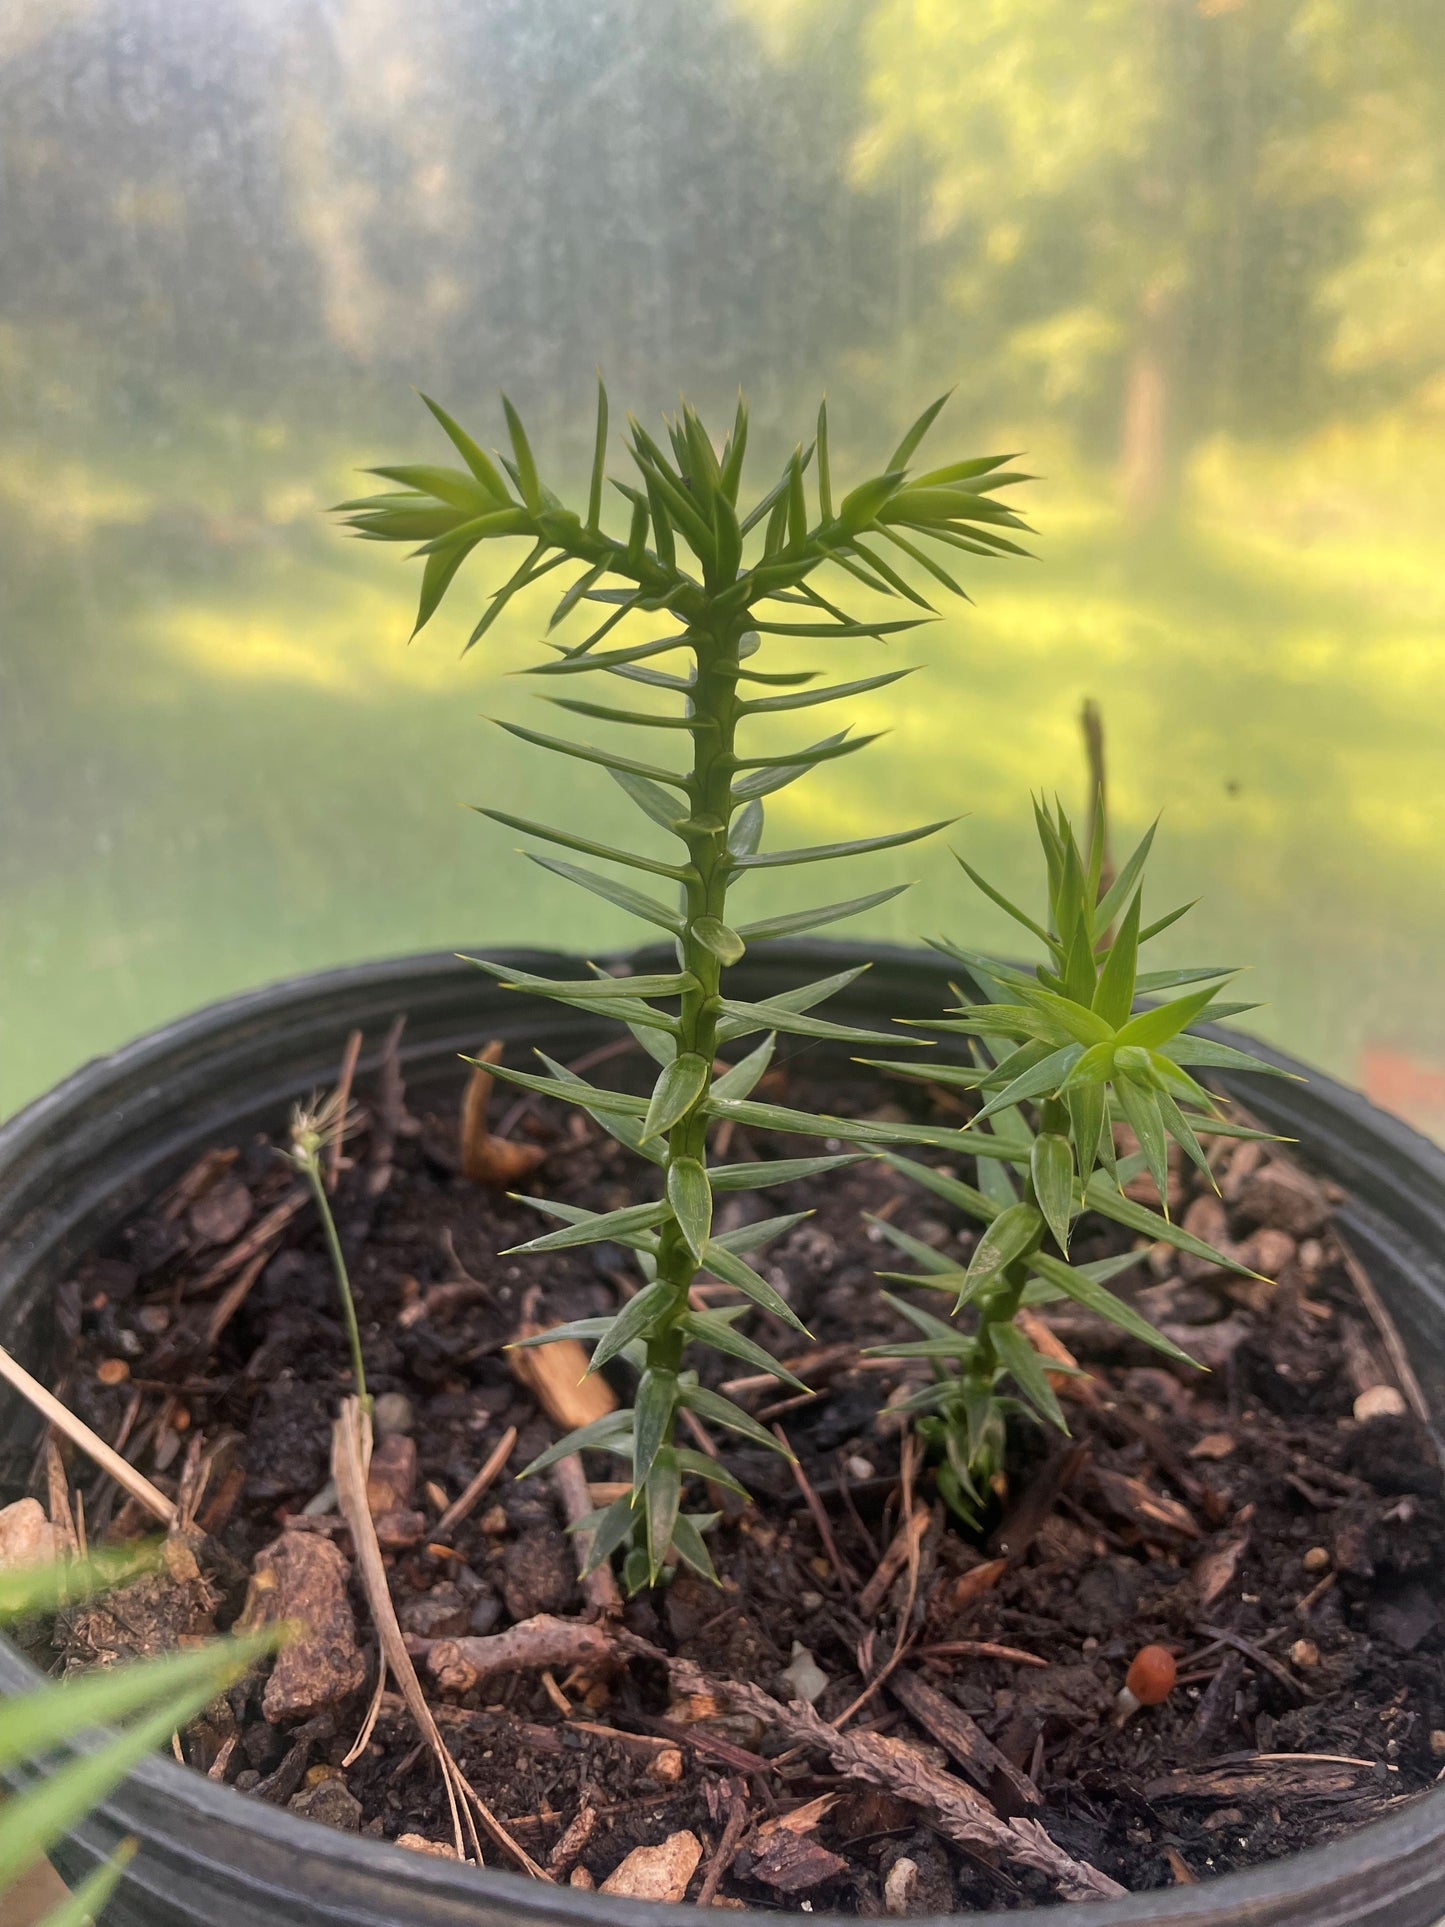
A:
[1359, 1045, 1445, 1137]
[0, 1859, 66, 1925]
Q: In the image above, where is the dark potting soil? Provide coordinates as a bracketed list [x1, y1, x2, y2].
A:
[27, 1035, 1445, 1914]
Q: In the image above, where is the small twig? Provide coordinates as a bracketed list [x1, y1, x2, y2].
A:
[182, 1190, 306, 1297]
[205, 1249, 269, 1350]
[1295, 1570, 1337, 1619]
[915, 1640, 1049, 1669]
[834, 1450, 881, 1566]
[343, 1660, 388, 1769]
[424, 1614, 626, 1694]
[0, 1341, 175, 1525]
[552, 1451, 623, 1617]
[858, 1488, 928, 1619]
[773, 1422, 858, 1590]
[696, 1777, 750, 1907]
[367, 1014, 407, 1195]
[433, 1426, 517, 1541]
[1197, 1623, 1306, 1701]
[327, 1028, 364, 1193]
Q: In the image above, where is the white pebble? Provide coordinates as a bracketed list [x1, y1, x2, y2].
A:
[884, 1857, 919, 1914]
[781, 1642, 830, 1705]
[372, 1392, 415, 1438]
[1353, 1384, 1407, 1422]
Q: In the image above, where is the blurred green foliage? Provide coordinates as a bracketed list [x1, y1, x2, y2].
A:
[0, 0, 1442, 1118]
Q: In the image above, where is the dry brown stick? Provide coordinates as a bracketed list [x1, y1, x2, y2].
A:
[433, 1426, 517, 1541]
[0, 1342, 175, 1525]
[326, 1028, 364, 1193]
[205, 1249, 270, 1349]
[696, 1777, 751, 1908]
[424, 1614, 623, 1693]
[915, 1639, 1049, 1669]
[183, 1190, 307, 1297]
[1334, 1232, 1443, 1461]
[773, 1422, 858, 1589]
[663, 1654, 1122, 1902]
[552, 1452, 623, 1617]
[331, 1399, 549, 1879]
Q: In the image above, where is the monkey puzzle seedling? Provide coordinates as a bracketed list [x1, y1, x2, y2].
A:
[863, 802, 1294, 1524]
[287, 1091, 369, 1413]
[339, 380, 1030, 1589]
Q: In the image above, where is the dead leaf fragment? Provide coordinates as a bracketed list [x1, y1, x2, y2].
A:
[1193, 1534, 1249, 1613]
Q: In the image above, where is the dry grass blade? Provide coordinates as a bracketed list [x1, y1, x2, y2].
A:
[330, 1398, 550, 1879]
[0, 1340, 176, 1525]
[1335, 1232, 1444, 1465]
[774, 1421, 858, 1589]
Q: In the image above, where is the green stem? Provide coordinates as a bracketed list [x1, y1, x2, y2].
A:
[648, 618, 746, 1377]
[964, 1095, 1065, 1436]
[302, 1158, 371, 1412]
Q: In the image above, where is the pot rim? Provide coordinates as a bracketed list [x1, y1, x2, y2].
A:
[3, 940, 1443, 1927]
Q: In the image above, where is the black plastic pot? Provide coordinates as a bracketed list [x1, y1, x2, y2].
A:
[2, 941, 1442, 1927]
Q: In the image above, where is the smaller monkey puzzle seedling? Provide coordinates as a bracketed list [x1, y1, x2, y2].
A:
[287, 1091, 370, 1414]
[864, 802, 1293, 1524]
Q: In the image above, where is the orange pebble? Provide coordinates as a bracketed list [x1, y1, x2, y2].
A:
[171, 1406, 191, 1433]
[1125, 1644, 1177, 1705]
[96, 1358, 130, 1386]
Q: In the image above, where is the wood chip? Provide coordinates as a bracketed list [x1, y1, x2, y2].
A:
[599, 1830, 702, 1903]
[508, 1325, 617, 1433]
[889, 1669, 1041, 1806]
[461, 1043, 547, 1187]
[1089, 1466, 1201, 1540]
[243, 1532, 365, 1721]
[1193, 1534, 1250, 1613]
